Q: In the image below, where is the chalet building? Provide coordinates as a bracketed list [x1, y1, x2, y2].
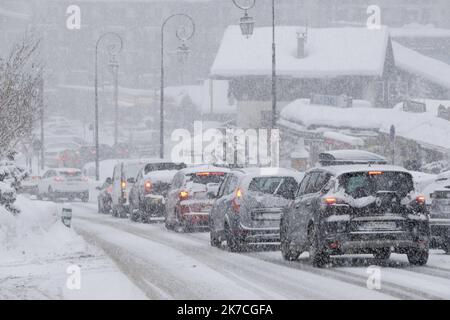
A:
[211, 26, 397, 128]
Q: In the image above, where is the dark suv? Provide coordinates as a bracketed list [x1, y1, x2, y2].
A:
[280, 151, 430, 267]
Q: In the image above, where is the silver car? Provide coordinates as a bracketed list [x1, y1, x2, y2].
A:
[209, 168, 303, 252]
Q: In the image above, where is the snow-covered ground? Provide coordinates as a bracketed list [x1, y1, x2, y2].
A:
[0, 196, 145, 300]
[67, 202, 450, 300]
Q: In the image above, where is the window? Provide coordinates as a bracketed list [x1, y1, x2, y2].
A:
[304, 172, 320, 194]
[224, 175, 239, 195]
[297, 174, 311, 196]
[217, 175, 230, 198]
[249, 176, 298, 199]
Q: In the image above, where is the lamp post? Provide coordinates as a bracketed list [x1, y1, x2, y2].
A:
[232, 0, 277, 129]
[108, 54, 120, 146]
[94, 32, 123, 181]
[160, 14, 195, 159]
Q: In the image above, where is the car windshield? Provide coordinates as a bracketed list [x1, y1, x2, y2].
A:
[144, 163, 185, 174]
[339, 171, 414, 198]
[186, 172, 226, 185]
[249, 176, 298, 199]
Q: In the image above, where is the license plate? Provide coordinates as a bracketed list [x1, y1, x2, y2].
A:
[201, 205, 212, 213]
[254, 213, 281, 221]
[359, 221, 397, 231]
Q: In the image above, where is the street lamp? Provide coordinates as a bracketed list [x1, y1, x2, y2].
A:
[94, 32, 123, 181]
[108, 53, 120, 146]
[160, 14, 195, 159]
[232, 0, 277, 129]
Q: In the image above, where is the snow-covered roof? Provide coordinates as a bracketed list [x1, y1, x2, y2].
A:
[316, 164, 411, 177]
[323, 131, 364, 147]
[393, 41, 450, 90]
[180, 165, 230, 175]
[211, 26, 390, 78]
[280, 99, 450, 152]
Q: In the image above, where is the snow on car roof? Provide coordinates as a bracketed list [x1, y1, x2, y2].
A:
[211, 26, 389, 78]
[179, 165, 230, 175]
[143, 170, 178, 184]
[232, 167, 303, 179]
[314, 164, 411, 177]
[54, 168, 81, 173]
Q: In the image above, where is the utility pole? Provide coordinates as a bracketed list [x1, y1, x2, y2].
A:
[39, 77, 44, 170]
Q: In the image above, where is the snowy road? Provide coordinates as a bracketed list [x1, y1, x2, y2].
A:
[71, 203, 450, 300]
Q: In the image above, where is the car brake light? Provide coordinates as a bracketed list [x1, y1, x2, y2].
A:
[232, 188, 243, 213]
[54, 176, 63, 182]
[121, 181, 126, 189]
[369, 171, 383, 175]
[324, 197, 337, 205]
[416, 195, 426, 204]
[144, 180, 152, 193]
[179, 191, 189, 201]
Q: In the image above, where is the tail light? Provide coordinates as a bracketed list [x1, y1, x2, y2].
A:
[416, 195, 426, 205]
[179, 191, 189, 201]
[121, 180, 127, 189]
[324, 197, 337, 205]
[54, 176, 63, 182]
[144, 180, 152, 194]
[232, 188, 243, 213]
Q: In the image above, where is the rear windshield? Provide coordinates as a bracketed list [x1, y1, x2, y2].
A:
[434, 190, 450, 199]
[186, 172, 226, 185]
[60, 171, 81, 177]
[339, 171, 414, 198]
[124, 164, 143, 179]
[249, 176, 298, 198]
[144, 163, 185, 174]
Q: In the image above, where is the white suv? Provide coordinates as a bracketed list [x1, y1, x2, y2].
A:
[38, 168, 89, 202]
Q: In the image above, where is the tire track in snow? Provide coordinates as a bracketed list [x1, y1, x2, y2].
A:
[72, 210, 390, 299]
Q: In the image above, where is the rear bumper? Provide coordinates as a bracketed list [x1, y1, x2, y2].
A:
[321, 215, 429, 254]
[233, 223, 280, 243]
[180, 212, 210, 228]
[141, 196, 166, 217]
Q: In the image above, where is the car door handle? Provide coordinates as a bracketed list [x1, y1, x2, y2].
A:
[305, 202, 312, 207]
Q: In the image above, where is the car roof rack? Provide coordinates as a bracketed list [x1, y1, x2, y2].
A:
[318, 150, 388, 166]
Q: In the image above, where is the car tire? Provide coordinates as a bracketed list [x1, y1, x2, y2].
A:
[210, 230, 221, 247]
[225, 223, 245, 253]
[308, 225, 329, 268]
[373, 248, 391, 261]
[407, 248, 429, 266]
[112, 206, 118, 218]
[443, 239, 450, 254]
[37, 193, 43, 200]
[98, 199, 103, 213]
[48, 187, 56, 202]
[81, 193, 89, 203]
[281, 231, 300, 261]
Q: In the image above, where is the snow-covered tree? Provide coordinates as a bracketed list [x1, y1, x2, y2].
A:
[0, 35, 42, 158]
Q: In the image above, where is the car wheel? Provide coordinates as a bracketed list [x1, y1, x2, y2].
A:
[308, 225, 329, 268]
[98, 199, 103, 213]
[81, 192, 89, 203]
[280, 223, 300, 261]
[443, 239, 450, 254]
[225, 223, 245, 253]
[407, 248, 429, 266]
[130, 209, 140, 222]
[210, 230, 221, 247]
[112, 206, 118, 218]
[48, 187, 56, 202]
[373, 248, 391, 261]
[37, 193, 43, 200]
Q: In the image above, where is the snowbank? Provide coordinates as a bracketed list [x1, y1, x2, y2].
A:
[0, 196, 85, 261]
